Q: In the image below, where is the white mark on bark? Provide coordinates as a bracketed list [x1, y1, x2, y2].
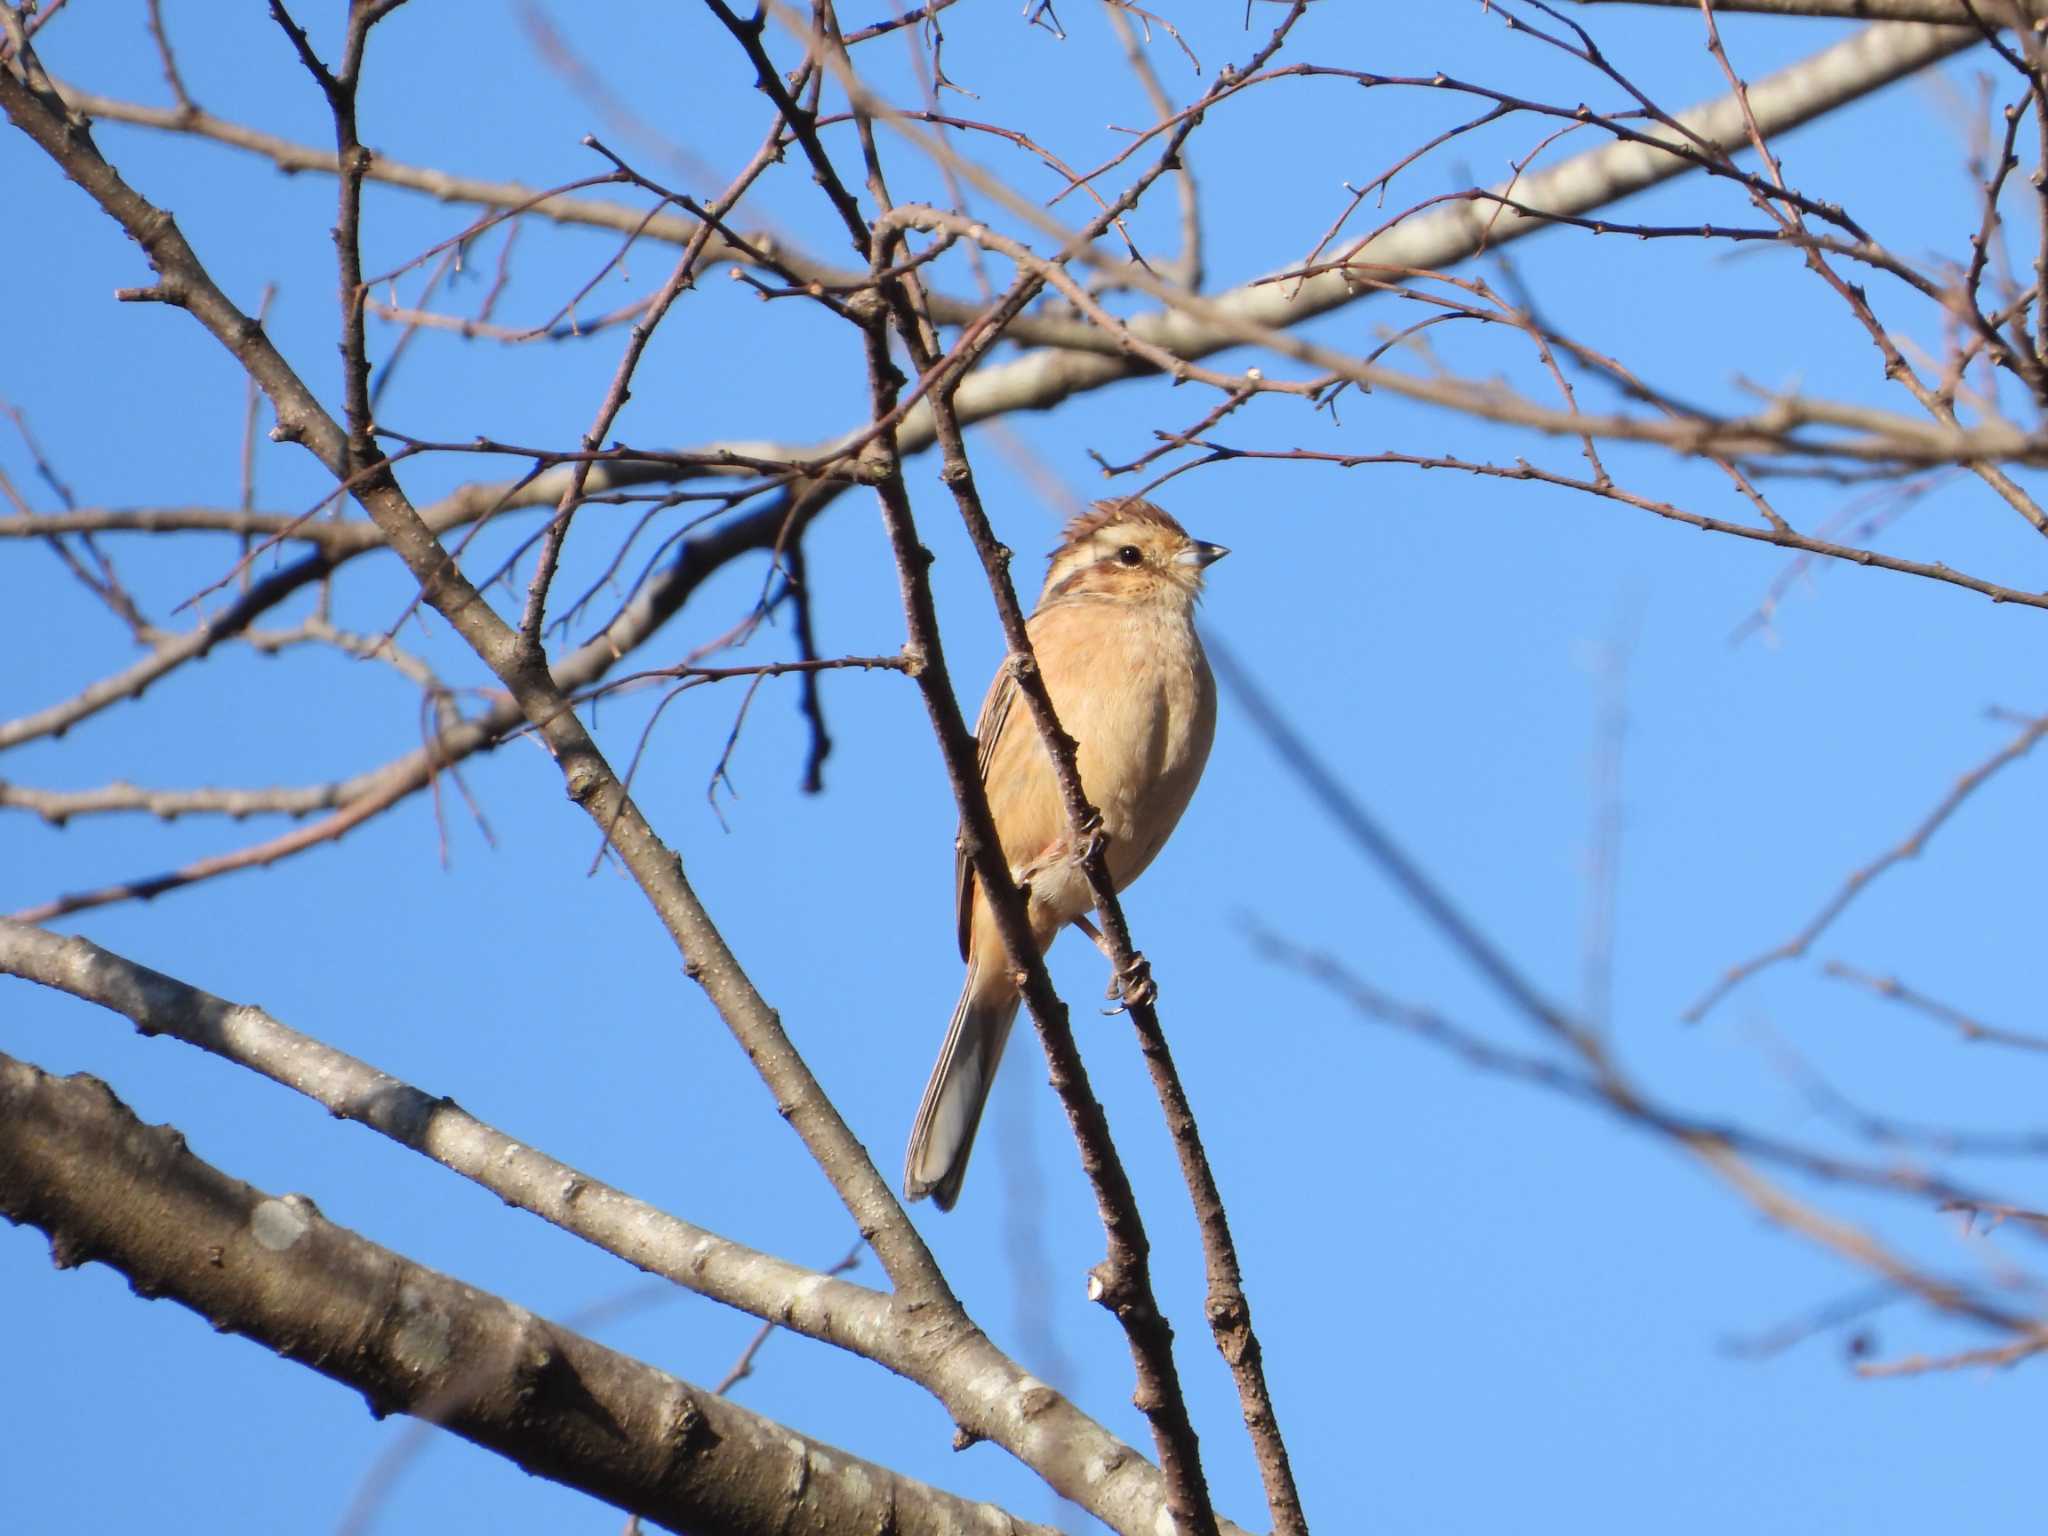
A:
[250, 1197, 310, 1251]
[391, 1282, 453, 1374]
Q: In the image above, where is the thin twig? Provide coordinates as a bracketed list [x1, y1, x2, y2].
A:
[1824, 961, 2048, 1053]
[1687, 711, 2048, 1021]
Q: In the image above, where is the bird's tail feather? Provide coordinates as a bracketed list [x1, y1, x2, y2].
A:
[904, 964, 1019, 1211]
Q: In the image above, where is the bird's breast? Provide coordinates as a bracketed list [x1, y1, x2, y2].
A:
[1035, 600, 1216, 892]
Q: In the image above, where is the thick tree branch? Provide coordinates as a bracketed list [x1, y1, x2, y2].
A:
[0, 1050, 1058, 1536]
[0, 921, 1214, 1536]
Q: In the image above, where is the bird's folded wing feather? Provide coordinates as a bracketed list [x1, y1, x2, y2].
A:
[956, 662, 1020, 961]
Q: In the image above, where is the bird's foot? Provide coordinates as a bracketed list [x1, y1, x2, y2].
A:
[1102, 952, 1157, 1014]
[1072, 811, 1108, 868]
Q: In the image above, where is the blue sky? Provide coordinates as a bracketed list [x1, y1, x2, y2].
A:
[5, 3, 2046, 1533]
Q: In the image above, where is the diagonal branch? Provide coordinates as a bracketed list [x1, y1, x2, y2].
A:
[0, 1048, 1062, 1536]
[0, 919, 1208, 1536]
[0, 918, 887, 1345]
[1823, 961, 2048, 1052]
[1685, 709, 2048, 1021]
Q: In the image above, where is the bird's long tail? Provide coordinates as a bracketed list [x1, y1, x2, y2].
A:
[904, 961, 1020, 1211]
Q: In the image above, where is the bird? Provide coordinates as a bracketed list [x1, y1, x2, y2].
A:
[904, 496, 1229, 1210]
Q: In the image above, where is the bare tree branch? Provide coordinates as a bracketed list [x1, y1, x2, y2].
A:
[0, 1049, 1061, 1536]
[1578, 0, 2043, 21]
[914, 20, 1983, 448]
[4, 487, 810, 918]
[1686, 710, 2048, 1021]
[1823, 961, 2048, 1052]
[0, 918, 1211, 1535]
[0, 919, 889, 1345]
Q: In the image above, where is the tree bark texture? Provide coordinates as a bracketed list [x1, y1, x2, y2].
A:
[0, 1051, 1054, 1536]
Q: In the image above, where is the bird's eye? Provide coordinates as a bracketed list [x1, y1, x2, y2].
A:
[1115, 545, 1143, 567]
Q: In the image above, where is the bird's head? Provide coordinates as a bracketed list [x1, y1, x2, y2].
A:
[1038, 497, 1229, 610]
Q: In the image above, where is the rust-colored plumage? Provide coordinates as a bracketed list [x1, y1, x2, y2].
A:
[1053, 495, 1186, 545]
[904, 498, 1229, 1209]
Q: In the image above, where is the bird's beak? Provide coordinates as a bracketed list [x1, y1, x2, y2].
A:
[1180, 541, 1230, 569]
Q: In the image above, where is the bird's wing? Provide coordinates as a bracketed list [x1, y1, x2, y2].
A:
[956, 661, 1020, 961]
